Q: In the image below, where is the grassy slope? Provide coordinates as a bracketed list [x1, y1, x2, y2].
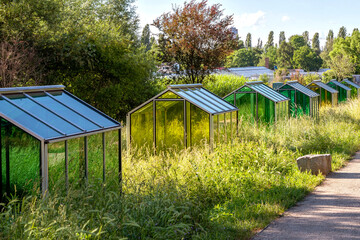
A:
[1, 77, 360, 239]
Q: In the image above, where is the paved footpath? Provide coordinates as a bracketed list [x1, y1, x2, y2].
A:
[253, 152, 360, 240]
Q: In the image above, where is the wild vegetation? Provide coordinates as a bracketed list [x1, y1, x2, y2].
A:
[1, 96, 360, 239]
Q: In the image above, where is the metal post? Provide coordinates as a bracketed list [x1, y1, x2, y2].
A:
[102, 132, 106, 183]
[209, 114, 214, 151]
[84, 136, 88, 183]
[0, 118, 2, 198]
[256, 93, 259, 123]
[118, 129, 122, 192]
[41, 141, 49, 195]
[126, 114, 131, 153]
[153, 101, 156, 154]
[183, 100, 187, 148]
[65, 140, 69, 191]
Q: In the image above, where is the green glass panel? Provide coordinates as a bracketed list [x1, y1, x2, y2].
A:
[235, 93, 255, 122]
[88, 133, 103, 184]
[105, 130, 119, 190]
[238, 86, 253, 92]
[48, 141, 65, 191]
[68, 137, 84, 187]
[156, 101, 184, 150]
[257, 94, 266, 122]
[224, 94, 235, 105]
[1, 119, 40, 195]
[158, 91, 181, 99]
[269, 100, 275, 123]
[130, 102, 153, 149]
[188, 103, 209, 146]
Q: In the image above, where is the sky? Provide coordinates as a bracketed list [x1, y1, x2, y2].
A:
[135, 0, 360, 48]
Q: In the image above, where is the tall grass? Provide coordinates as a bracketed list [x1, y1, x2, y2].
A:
[203, 74, 248, 97]
[1, 99, 360, 239]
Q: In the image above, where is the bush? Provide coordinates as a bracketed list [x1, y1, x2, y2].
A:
[203, 74, 247, 97]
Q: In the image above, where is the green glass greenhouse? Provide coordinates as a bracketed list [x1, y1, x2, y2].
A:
[127, 84, 238, 151]
[223, 81, 290, 123]
[327, 80, 351, 103]
[306, 80, 338, 107]
[342, 79, 360, 99]
[277, 81, 320, 118]
[0, 85, 122, 196]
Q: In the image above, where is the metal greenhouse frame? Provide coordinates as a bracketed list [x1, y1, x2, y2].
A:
[342, 79, 360, 99]
[277, 81, 320, 118]
[127, 84, 238, 151]
[223, 81, 290, 123]
[327, 80, 351, 103]
[0, 85, 122, 195]
[306, 80, 338, 107]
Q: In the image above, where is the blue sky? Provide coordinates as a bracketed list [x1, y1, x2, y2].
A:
[136, 0, 360, 48]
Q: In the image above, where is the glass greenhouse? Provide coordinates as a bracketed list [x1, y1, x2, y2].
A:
[277, 81, 320, 118]
[223, 81, 289, 123]
[127, 84, 238, 151]
[306, 80, 338, 107]
[327, 80, 351, 103]
[0, 85, 122, 196]
[342, 79, 360, 99]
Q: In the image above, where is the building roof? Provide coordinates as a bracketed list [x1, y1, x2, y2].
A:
[328, 80, 351, 91]
[224, 81, 289, 103]
[342, 79, 360, 89]
[307, 80, 338, 94]
[129, 84, 238, 116]
[281, 81, 319, 98]
[226, 66, 274, 78]
[0, 85, 121, 142]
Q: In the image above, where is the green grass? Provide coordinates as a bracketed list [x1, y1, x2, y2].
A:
[1, 99, 360, 239]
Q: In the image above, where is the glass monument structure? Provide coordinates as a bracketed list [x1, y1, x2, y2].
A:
[342, 79, 360, 99]
[127, 84, 238, 151]
[277, 81, 320, 118]
[306, 80, 338, 107]
[327, 80, 351, 103]
[0, 85, 122, 196]
[223, 81, 290, 123]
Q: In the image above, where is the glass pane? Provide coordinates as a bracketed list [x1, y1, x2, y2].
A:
[49, 92, 116, 128]
[1, 119, 40, 195]
[48, 141, 66, 191]
[156, 101, 184, 150]
[31, 93, 99, 131]
[257, 94, 266, 122]
[105, 130, 119, 190]
[218, 113, 226, 142]
[238, 86, 253, 92]
[188, 103, 209, 146]
[68, 137, 85, 187]
[130, 102, 153, 150]
[0, 98, 60, 139]
[226, 112, 232, 141]
[235, 93, 255, 122]
[175, 90, 214, 114]
[158, 91, 181, 99]
[213, 115, 219, 145]
[224, 93, 235, 105]
[88, 133, 103, 184]
[7, 95, 81, 135]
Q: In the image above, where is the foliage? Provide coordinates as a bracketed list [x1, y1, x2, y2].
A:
[338, 26, 347, 39]
[265, 30, 274, 50]
[203, 74, 247, 97]
[153, 0, 237, 84]
[2, 98, 360, 239]
[277, 41, 294, 69]
[312, 32, 320, 55]
[328, 54, 355, 80]
[279, 31, 286, 46]
[245, 33, 252, 49]
[225, 48, 261, 68]
[258, 46, 277, 69]
[289, 35, 307, 49]
[322, 70, 337, 82]
[293, 46, 322, 71]
[141, 24, 151, 52]
[302, 31, 309, 44]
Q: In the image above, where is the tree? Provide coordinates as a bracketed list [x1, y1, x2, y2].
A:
[245, 33, 252, 49]
[353, 28, 359, 36]
[289, 35, 307, 50]
[302, 31, 309, 44]
[338, 26, 347, 39]
[329, 54, 355, 80]
[141, 24, 151, 51]
[277, 41, 294, 69]
[293, 46, 322, 71]
[256, 38, 263, 49]
[153, 0, 237, 83]
[325, 30, 334, 52]
[258, 46, 277, 69]
[312, 32, 320, 55]
[265, 31, 274, 50]
[279, 31, 286, 46]
[225, 48, 260, 67]
[237, 39, 245, 49]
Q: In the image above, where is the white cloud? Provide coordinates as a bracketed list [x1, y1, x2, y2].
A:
[281, 16, 290, 22]
[234, 11, 266, 29]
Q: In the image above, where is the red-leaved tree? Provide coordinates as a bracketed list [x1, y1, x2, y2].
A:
[153, 0, 237, 83]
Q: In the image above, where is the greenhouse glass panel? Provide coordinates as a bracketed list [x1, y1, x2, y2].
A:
[238, 86, 254, 92]
[105, 130, 120, 190]
[156, 101, 184, 150]
[188, 103, 209, 146]
[231, 112, 237, 138]
[130, 102, 153, 149]
[48, 141, 66, 191]
[257, 94, 266, 122]
[158, 91, 181, 99]
[68, 137, 85, 187]
[88, 133, 103, 184]
[213, 115, 219, 145]
[225, 112, 232, 141]
[234, 93, 255, 122]
[0, 119, 40, 195]
[224, 94, 235, 105]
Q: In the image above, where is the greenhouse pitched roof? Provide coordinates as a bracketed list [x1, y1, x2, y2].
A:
[342, 79, 360, 89]
[328, 80, 351, 91]
[237, 81, 289, 103]
[282, 81, 319, 97]
[307, 80, 338, 93]
[169, 84, 238, 115]
[0, 85, 121, 142]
